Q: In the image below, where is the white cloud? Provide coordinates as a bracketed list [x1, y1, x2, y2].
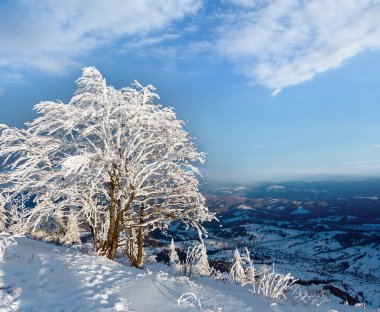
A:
[126, 34, 181, 50]
[255, 160, 380, 181]
[0, 0, 201, 73]
[225, 0, 263, 8]
[216, 0, 380, 94]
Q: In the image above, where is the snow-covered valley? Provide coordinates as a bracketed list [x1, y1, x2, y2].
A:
[154, 182, 380, 309]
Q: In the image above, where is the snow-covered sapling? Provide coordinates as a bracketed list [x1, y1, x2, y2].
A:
[241, 247, 256, 291]
[230, 248, 246, 284]
[195, 240, 211, 276]
[169, 238, 182, 271]
[185, 239, 211, 277]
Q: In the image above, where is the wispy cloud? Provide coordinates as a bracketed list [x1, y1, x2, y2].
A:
[0, 0, 201, 74]
[254, 159, 380, 181]
[1, 0, 380, 94]
[216, 0, 380, 94]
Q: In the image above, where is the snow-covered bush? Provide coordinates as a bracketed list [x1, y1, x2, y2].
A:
[289, 285, 329, 306]
[6, 194, 30, 236]
[241, 247, 256, 290]
[31, 216, 63, 241]
[210, 268, 229, 282]
[231, 247, 297, 300]
[255, 264, 297, 300]
[0, 232, 17, 262]
[62, 210, 81, 244]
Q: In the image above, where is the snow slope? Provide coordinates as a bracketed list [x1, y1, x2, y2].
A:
[0, 237, 372, 312]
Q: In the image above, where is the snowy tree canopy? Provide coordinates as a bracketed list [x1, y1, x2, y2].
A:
[0, 67, 214, 264]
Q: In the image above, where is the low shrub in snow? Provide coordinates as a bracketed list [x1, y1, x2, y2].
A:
[230, 247, 298, 300]
[0, 232, 17, 262]
[183, 240, 211, 277]
[289, 284, 330, 306]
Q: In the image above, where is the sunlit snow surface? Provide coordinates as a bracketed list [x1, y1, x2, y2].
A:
[0, 237, 371, 311]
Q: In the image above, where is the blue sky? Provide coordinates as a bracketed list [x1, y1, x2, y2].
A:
[1, 0, 380, 183]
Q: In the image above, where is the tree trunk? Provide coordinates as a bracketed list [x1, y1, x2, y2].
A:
[129, 225, 136, 266]
[94, 166, 136, 261]
[106, 207, 124, 259]
[136, 203, 144, 268]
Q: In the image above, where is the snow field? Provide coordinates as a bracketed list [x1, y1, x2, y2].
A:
[0, 237, 373, 312]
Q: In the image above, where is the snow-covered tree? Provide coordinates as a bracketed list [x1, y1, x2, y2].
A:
[195, 240, 211, 276]
[0, 67, 214, 266]
[230, 248, 246, 284]
[185, 239, 211, 277]
[0, 194, 7, 231]
[169, 238, 181, 271]
[63, 210, 81, 244]
[241, 247, 256, 291]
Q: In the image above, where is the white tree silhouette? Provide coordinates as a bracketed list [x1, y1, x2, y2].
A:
[0, 67, 214, 266]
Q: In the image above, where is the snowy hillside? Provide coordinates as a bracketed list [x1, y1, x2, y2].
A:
[0, 237, 373, 312]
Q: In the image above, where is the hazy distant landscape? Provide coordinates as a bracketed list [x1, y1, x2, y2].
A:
[149, 179, 380, 307]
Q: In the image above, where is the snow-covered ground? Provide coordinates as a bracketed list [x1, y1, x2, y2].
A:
[0, 237, 373, 312]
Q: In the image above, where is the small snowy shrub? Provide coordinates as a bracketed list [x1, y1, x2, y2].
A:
[62, 210, 81, 244]
[255, 264, 297, 300]
[211, 268, 229, 282]
[32, 216, 63, 241]
[0, 233, 17, 262]
[289, 285, 329, 306]
[232, 247, 297, 300]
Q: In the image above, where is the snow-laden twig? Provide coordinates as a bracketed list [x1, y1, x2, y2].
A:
[174, 276, 199, 287]
[289, 285, 330, 306]
[177, 292, 202, 308]
[156, 271, 169, 280]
